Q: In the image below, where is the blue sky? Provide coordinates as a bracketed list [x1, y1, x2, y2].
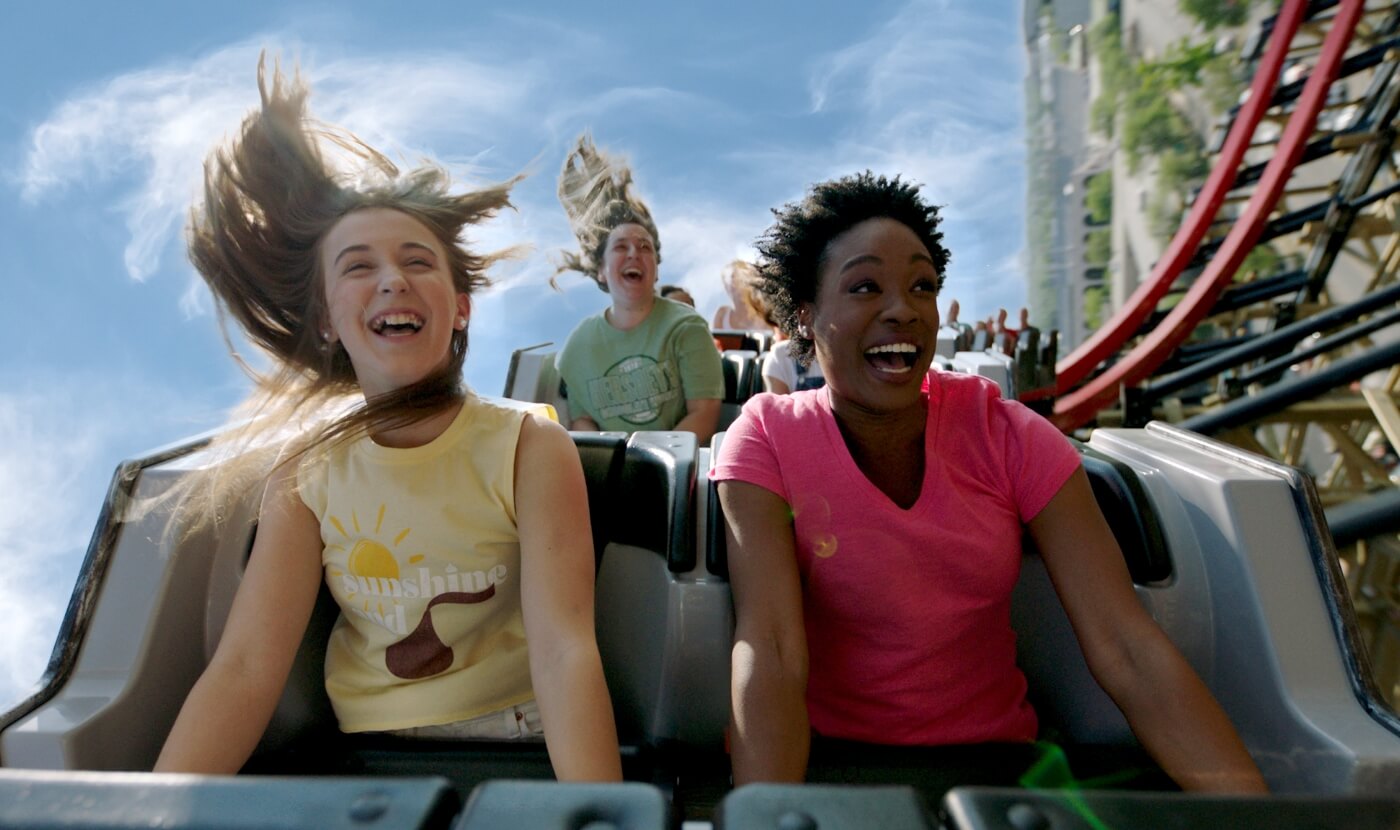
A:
[0, 0, 1028, 709]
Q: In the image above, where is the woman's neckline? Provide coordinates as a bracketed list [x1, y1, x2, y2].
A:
[366, 395, 469, 451]
[604, 298, 657, 332]
[823, 386, 931, 511]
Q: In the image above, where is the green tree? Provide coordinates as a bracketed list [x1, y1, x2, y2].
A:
[1085, 172, 1113, 225]
[1151, 40, 1218, 87]
[1122, 78, 1190, 168]
[1159, 141, 1210, 186]
[1179, 0, 1252, 30]
[1084, 286, 1108, 330]
[1089, 14, 1129, 137]
[1201, 51, 1244, 114]
[1085, 228, 1112, 267]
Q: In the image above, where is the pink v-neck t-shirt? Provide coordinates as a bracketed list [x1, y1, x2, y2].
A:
[711, 370, 1080, 745]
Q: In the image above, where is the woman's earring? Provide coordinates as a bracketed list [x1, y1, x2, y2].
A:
[456, 316, 467, 330]
[798, 323, 812, 338]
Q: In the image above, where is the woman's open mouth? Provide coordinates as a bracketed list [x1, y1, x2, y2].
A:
[864, 342, 919, 374]
[369, 312, 425, 337]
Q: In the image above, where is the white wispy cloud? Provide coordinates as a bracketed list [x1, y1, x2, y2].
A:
[0, 373, 233, 710]
[652, 204, 766, 317]
[0, 391, 107, 708]
[809, 1, 1019, 118]
[541, 86, 729, 139]
[795, 0, 1028, 318]
[20, 39, 537, 286]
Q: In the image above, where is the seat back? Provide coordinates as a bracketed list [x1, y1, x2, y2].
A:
[503, 344, 570, 423]
[592, 432, 731, 749]
[720, 350, 761, 432]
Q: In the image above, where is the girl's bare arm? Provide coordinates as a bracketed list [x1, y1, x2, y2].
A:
[721, 480, 810, 785]
[155, 460, 325, 774]
[515, 414, 622, 781]
[1030, 467, 1267, 793]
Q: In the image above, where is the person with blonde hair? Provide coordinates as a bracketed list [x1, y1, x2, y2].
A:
[154, 58, 620, 780]
[553, 135, 723, 444]
[712, 259, 772, 332]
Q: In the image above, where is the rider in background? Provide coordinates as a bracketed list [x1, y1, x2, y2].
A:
[553, 135, 723, 445]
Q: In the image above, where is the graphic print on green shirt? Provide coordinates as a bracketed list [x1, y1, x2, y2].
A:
[591, 354, 682, 424]
[557, 298, 725, 432]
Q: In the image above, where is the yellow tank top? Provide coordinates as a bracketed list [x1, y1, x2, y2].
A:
[297, 393, 549, 732]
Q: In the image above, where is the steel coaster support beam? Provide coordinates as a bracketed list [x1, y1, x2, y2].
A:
[1054, 0, 1365, 431]
[1178, 337, 1400, 435]
[1324, 487, 1400, 547]
[1230, 306, 1400, 392]
[1299, 58, 1400, 303]
[1141, 273, 1400, 402]
[1055, 0, 1307, 394]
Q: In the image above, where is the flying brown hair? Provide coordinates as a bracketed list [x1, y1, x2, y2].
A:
[173, 54, 517, 532]
[553, 134, 660, 291]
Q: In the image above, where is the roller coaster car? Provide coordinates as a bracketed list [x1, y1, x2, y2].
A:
[2, 371, 1399, 827]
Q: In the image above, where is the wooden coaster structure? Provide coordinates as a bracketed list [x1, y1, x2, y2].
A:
[1051, 0, 1400, 707]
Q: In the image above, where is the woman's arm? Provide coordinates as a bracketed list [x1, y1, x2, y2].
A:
[763, 377, 792, 395]
[515, 414, 622, 781]
[673, 317, 726, 444]
[720, 480, 810, 785]
[1029, 467, 1267, 793]
[155, 459, 325, 773]
[569, 414, 601, 431]
[676, 398, 721, 445]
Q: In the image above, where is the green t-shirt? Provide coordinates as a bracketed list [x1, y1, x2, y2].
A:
[557, 297, 725, 431]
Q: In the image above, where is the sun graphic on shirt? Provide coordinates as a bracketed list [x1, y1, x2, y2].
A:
[323, 503, 424, 616]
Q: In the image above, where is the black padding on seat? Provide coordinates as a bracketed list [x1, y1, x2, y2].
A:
[1074, 443, 1173, 583]
[721, 358, 737, 400]
[455, 781, 669, 830]
[614, 432, 698, 572]
[716, 783, 935, 830]
[706, 482, 728, 580]
[749, 354, 766, 398]
[706, 433, 730, 579]
[571, 432, 628, 571]
[942, 787, 1400, 830]
[721, 350, 758, 404]
[0, 769, 459, 830]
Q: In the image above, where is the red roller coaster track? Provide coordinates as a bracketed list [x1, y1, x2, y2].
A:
[1051, 0, 1364, 431]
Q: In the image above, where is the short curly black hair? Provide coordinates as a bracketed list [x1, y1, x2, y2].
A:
[755, 172, 949, 367]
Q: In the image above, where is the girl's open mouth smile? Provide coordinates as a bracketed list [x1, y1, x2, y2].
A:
[865, 342, 919, 374]
[369, 311, 425, 337]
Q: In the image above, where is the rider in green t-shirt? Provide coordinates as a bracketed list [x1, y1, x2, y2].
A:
[553, 136, 724, 443]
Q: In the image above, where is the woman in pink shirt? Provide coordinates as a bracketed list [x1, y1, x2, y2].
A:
[710, 172, 1265, 793]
